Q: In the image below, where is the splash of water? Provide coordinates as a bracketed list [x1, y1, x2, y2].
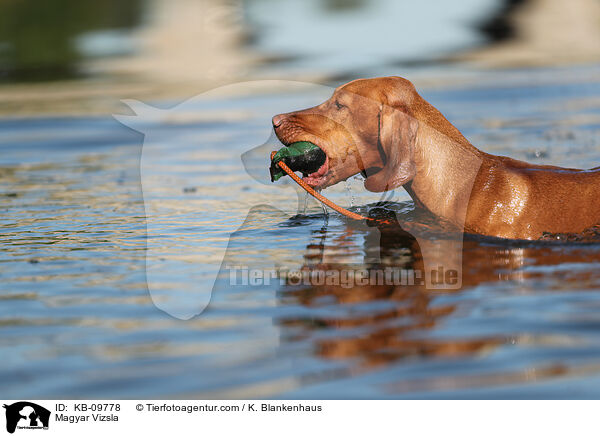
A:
[320, 200, 329, 217]
[344, 180, 355, 208]
[315, 188, 329, 218]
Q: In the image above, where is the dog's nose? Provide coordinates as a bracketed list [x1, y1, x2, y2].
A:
[272, 114, 285, 128]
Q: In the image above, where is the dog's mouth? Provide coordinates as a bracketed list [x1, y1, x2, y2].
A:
[273, 139, 379, 189]
[302, 155, 329, 187]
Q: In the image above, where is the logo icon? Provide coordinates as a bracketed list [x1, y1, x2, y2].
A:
[3, 402, 50, 434]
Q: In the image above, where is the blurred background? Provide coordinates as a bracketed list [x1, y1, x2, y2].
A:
[2, 0, 599, 115]
[3, 0, 600, 399]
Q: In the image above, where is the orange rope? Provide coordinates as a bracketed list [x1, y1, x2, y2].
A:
[271, 151, 372, 221]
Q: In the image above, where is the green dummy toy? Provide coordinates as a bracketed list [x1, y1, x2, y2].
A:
[269, 141, 326, 182]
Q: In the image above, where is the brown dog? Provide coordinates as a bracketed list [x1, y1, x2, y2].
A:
[272, 77, 600, 240]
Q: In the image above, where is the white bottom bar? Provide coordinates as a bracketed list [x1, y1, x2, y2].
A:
[0, 400, 595, 436]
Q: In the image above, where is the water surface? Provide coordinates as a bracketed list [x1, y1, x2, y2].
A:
[2, 66, 600, 398]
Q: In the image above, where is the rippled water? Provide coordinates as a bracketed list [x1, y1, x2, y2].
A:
[2, 66, 600, 398]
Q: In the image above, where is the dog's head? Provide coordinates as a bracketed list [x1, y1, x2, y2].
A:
[272, 77, 422, 192]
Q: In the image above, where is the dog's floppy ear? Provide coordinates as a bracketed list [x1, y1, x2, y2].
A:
[364, 103, 418, 192]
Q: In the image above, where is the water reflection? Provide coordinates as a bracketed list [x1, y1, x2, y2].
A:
[272, 202, 600, 387]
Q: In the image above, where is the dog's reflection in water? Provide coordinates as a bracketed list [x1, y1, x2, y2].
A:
[276, 205, 600, 369]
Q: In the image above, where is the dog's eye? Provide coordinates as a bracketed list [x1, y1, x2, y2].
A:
[335, 101, 344, 110]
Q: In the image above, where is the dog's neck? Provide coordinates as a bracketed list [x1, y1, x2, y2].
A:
[405, 122, 484, 229]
